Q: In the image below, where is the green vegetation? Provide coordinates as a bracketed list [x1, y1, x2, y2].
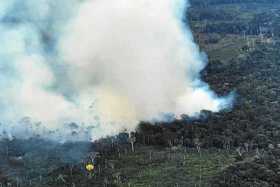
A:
[114, 148, 235, 187]
[1, 0, 280, 186]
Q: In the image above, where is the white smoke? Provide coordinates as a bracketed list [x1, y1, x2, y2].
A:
[0, 0, 232, 141]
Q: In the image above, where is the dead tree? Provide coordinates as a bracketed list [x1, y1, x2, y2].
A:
[244, 142, 249, 152]
[236, 146, 245, 157]
[194, 138, 201, 153]
[128, 132, 136, 152]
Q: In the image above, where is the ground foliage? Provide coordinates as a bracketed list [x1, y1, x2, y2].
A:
[1, 0, 280, 186]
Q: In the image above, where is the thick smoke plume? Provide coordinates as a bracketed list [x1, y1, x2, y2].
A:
[0, 0, 232, 141]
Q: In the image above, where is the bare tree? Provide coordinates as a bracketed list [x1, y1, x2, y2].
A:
[255, 147, 263, 159]
[244, 142, 249, 152]
[194, 138, 201, 153]
[236, 146, 244, 157]
[128, 132, 136, 152]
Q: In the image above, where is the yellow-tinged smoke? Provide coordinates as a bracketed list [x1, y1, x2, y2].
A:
[0, 0, 233, 141]
[95, 87, 138, 124]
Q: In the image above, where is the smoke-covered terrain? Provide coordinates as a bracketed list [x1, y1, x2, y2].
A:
[0, 0, 231, 141]
[1, 0, 280, 186]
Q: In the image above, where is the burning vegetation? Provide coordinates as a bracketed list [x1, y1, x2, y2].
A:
[1, 0, 280, 186]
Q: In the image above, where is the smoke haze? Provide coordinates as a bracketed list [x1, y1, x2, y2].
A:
[0, 0, 232, 141]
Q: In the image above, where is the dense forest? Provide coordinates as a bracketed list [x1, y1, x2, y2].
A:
[1, 0, 280, 186]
